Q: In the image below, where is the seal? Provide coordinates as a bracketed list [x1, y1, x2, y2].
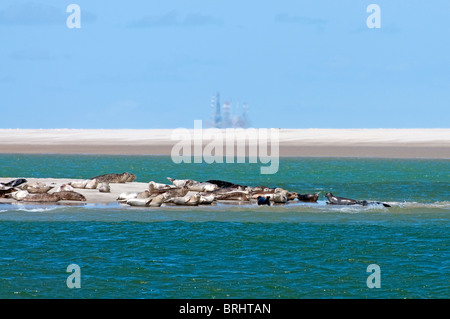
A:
[325, 192, 391, 207]
[149, 181, 176, 193]
[148, 193, 168, 207]
[11, 190, 28, 201]
[117, 192, 140, 202]
[20, 193, 61, 202]
[0, 178, 27, 188]
[0, 188, 15, 198]
[199, 194, 215, 205]
[212, 185, 247, 194]
[54, 184, 75, 192]
[205, 180, 235, 188]
[273, 192, 288, 204]
[91, 172, 136, 183]
[22, 182, 53, 194]
[98, 183, 111, 193]
[68, 179, 98, 190]
[325, 192, 360, 205]
[53, 191, 86, 202]
[297, 193, 319, 202]
[187, 182, 218, 192]
[85, 179, 98, 189]
[215, 191, 250, 201]
[126, 198, 150, 207]
[69, 180, 89, 189]
[167, 177, 195, 188]
[166, 194, 201, 206]
[257, 196, 271, 206]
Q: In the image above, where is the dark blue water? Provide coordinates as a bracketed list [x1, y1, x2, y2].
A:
[0, 155, 448, 298]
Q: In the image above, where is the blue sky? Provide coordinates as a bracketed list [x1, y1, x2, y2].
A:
[0, 0, 449, 129]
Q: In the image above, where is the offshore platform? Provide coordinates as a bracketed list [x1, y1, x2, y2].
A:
[209, 92, 250, 128]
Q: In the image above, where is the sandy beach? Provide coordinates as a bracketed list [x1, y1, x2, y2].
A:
[0, 128, 449, 159]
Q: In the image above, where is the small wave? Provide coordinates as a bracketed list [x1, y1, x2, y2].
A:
[16, 207, 60, 213]
[390, 201, 450, 209]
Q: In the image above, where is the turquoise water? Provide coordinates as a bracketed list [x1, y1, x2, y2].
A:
[0, 154, 449, 298]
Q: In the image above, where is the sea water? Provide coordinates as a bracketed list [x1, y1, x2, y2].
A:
[0, 154, 448, 298]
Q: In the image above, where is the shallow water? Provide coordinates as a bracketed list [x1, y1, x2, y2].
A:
[0, 155, 448, 298]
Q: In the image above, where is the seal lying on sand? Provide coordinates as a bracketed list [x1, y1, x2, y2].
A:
[117, 190, 150, 203]
[211, 185, 248, 194]
[325, 192, 391, 207]
[53, 191, 86, 202]
[126, 193, 168, 207]
[165, 194, 201, 206]
[98, 183, 111, 193]
[167, 177, 195, 188]
[214, 191, 250, 201]
[54, 184, 74, 192]
[148, 181, 176, 193]
[21, 182, 53, 194]
[91, 172, 136, 183]
[187, 182, 218, 192]
[69, 179, 98, 189]
[19, 193, 61, 202]
[205, 180, 235, 188]
[297, 193, 319, 202]
[0, 188, 15, 198]
[0, 178, 27, 188]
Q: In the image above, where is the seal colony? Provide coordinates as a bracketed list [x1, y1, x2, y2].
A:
[0, 174, 391, 208]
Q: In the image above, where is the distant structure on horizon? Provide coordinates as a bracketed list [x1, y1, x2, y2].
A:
[208, 92, 250, 128]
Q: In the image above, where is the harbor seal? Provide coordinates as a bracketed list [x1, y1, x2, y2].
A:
[215, 191, 250, 201]
[165, 194, 201, 206]
[53, 191, 86, 202]
[117, 192, 139, 202]
[21, 182, 53, 194]
[297, 193, 319, 202]
[187, 182, 218, 192]
[148, 193, 168, 207]
[91, 172, 136, 183]
[199, 194, 216, 205]
[149, 181, 176, 193]
[126, 198, 151, 207]
[54, 184, 75, 192]
[20, 193, 61, 202]
[0, 188, 15, 198]
[257, 196, 271, 206]
[273, 192, 288, 204]
[69, 180, 89, 189]
[85, 179, 98, 189]
[12, 190, 29, 201]
[205, 180, 235, 188]
[98, 183, 111, 193]
[117, 190, 149, 203]
[68, 179, 98, 189]
[212, 185, 247, 194]
[167, 177, 196, 188]
[325, 192, 360, 205]
[325, 192, 391, 207]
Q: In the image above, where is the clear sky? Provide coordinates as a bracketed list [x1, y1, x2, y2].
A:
[0, 0, 449, 129]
